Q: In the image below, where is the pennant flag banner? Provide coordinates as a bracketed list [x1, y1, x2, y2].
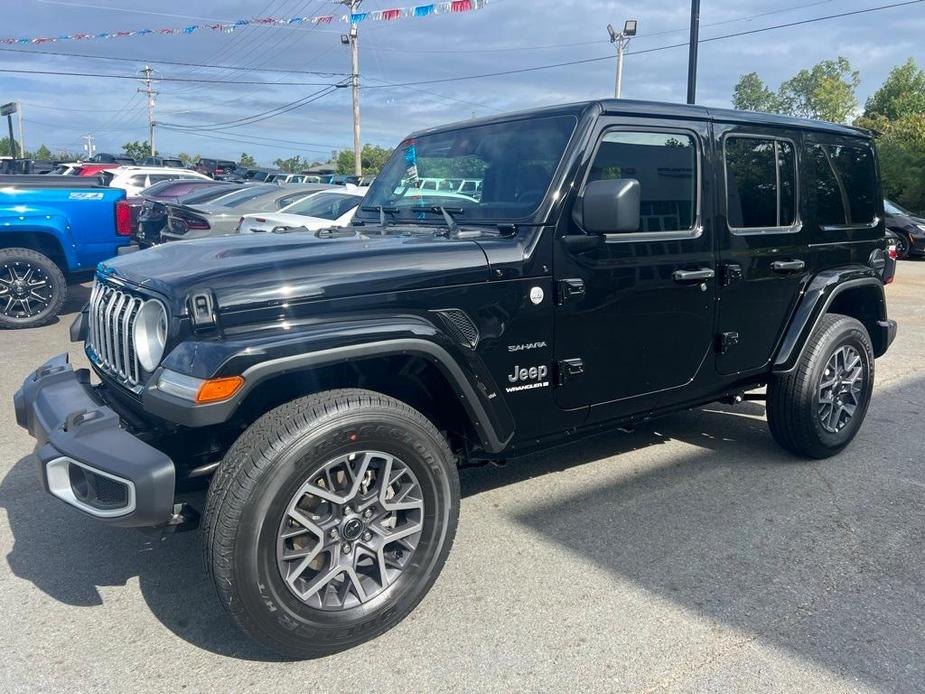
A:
[0, 0, 487, 45]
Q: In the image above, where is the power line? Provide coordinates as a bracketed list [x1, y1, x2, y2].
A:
[159, 85, 342, 130]
[0, 45, 349, 76]
[0, 67, 339, 86]
[360, 0, 925, 90]
[158, 125, 338, 154]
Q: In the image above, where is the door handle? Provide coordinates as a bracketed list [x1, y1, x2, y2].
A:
[771, 259, 805, 273]
[673, 268, 715, 284]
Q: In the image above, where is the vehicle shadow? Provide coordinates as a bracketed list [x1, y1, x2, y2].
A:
[507, 392, 925, 690]
[63, 280, 91, 315]
[0, 399, 766, 662]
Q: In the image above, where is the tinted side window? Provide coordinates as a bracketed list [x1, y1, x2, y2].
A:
[587, 131, 697, 233]
[725, 136, 797, 229]
[809, 142, 878, 227]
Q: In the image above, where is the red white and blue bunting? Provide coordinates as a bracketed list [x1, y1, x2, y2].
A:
[1, 0, 487, 46]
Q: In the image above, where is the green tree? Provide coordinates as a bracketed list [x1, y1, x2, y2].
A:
[777, 56, 860, 123]
[239, 152, 258, 168]
[33, 144, 53, 160]
[335, 144, 393, 175]
[177, 151, 198, 166]
[122, 140, 153, 161]
[274, 155, 306, 173]
[876, 114, 925, 214]
[732, 72, 781, 113]
[0, 137, 21, 157]
[864, 58, 925, 121]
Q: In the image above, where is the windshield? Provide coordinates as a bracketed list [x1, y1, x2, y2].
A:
[359, 114, 576, 223]
[212, 184, 277, 207]
[281, 192, 360, 220]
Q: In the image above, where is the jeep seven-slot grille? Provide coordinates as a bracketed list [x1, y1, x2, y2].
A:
[87, 279, 144, 386]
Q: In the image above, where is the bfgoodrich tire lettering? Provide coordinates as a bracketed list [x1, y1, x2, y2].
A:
[767, 313, 875, 459]
[203, 389, 459, 658]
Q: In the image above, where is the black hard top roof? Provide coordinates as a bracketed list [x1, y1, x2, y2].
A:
[407, 98, 870, 140]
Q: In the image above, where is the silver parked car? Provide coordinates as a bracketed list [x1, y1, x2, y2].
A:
[161, 183, 335, 241]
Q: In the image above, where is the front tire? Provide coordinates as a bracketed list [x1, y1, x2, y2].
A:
[203, 389, 459, 658]
[767, 313, 874, 459]
[0, 248, 66, 329]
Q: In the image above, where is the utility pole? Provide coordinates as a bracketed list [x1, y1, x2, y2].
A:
[82, 134, 95, 160]
[339, 0, 362, 176]
[686, 0, 701, 104]
[139, 65, 157, 156]
[607, 20, 637, 99]
[16, 102, 24, 159]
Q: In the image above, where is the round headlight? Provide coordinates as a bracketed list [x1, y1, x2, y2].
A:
[133, 300, 168, 372]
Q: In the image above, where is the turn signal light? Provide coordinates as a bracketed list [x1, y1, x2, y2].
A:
[195, 376, 244, 404]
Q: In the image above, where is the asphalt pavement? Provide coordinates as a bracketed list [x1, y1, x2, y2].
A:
[0, 265, 923, 693]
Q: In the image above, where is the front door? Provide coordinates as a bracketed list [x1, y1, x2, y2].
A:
[714, 125, 808, 375]
[554, 118, 716, 417]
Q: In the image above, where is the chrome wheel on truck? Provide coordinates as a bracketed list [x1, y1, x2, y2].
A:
[203, 389, 458, 659]
[0, 248, 66, 329]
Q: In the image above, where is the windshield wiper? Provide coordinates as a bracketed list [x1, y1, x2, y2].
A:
[430, 206, 463, 234]
[361, 205, 399, 227]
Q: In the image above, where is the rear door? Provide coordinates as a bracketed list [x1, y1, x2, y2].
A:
[715, 125, 807, 375]
[554, 117, 717, 418]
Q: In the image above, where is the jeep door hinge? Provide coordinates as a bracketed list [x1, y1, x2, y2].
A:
[557, 358, 584, 385]
[556, 278, 585, 305]
[717, 331, 740, 354]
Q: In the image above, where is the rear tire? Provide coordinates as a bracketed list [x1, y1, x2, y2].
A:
[767, 313, 874, 459]
[203, 389, 459, 659]
[0, 248, 66, 329]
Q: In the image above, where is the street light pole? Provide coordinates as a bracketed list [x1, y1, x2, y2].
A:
[686, 0, 701, 104]
[608, 20, 637, 99]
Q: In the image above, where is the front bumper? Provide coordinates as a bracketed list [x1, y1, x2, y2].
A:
[14, 354, 177, 527]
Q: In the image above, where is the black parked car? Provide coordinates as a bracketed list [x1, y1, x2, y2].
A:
[89, 152, 136, 166]
[884, 198, 925, 258]
[134, 181, 242, 247]
[141, 156, 185, 168]
[14, 99, 896, 659]
[195, 158, 239, 180]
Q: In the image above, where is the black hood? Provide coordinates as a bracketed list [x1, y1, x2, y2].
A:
[100, 230, 490, 314]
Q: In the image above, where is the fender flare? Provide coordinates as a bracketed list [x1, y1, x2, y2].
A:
[773, 269, 889, 374]
[146, 335, 515, 454]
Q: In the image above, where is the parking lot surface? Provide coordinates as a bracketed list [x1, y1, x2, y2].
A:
[1, 265, 923, 693]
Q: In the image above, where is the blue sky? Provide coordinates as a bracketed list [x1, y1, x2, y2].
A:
[3, 0, 924, 164]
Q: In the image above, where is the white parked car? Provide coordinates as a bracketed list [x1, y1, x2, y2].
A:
[236, 187, 367, 234]
[104, 166, 211, 197]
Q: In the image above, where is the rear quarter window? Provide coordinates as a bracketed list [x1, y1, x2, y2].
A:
[808, 141, 878, 229]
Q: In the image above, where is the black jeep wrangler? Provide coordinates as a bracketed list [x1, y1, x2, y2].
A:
[14, 100, 896, 658]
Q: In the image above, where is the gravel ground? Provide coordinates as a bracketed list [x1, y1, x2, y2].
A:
[0, 264, 923, 693]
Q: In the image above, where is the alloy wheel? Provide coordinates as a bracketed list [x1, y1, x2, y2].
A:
[0, 261, 53, 318]
[276, 450, 424, 611]
[817, 345, 865, 433]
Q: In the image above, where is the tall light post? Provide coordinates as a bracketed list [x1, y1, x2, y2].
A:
[608, 19, 637, 99]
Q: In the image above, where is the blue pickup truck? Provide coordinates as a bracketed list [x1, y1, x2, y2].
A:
[0, 175, 131, 328]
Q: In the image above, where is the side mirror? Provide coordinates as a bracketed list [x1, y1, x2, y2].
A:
[582, 178, 641, 234]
